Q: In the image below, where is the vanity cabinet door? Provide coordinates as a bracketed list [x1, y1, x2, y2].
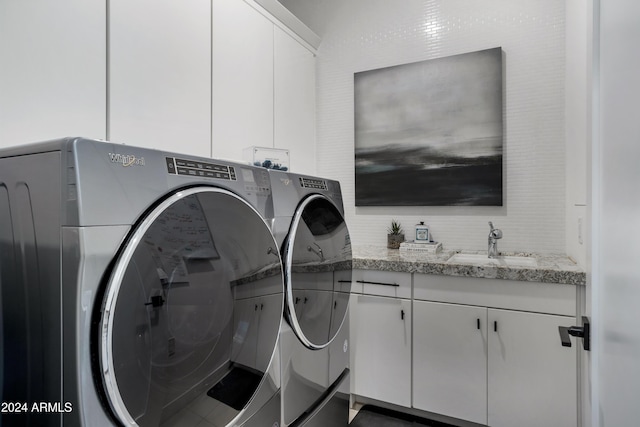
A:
[413, 301, 488, 425]
[488, 309, 577, 427]
[231, 292, 283, 373]
[351, 294, 411, 407]
[256, 294, 284, 373]
[232, 296, 262, 370]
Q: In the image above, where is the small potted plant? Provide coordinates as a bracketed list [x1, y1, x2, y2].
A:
[387, 219, 405, 249]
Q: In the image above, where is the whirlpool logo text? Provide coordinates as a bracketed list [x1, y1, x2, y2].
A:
[109, 152, 146, 167]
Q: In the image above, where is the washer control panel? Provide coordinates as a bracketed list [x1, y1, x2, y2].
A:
[166, 157, 237, 181]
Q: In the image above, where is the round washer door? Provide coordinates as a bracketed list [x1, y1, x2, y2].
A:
[99, 187, 284, 427]
[283, 194, 352, 349]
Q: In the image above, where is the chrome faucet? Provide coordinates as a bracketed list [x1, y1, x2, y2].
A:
[488, 221, 502, 258]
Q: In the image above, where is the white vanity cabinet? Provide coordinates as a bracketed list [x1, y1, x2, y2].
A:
[352, 294, 412, 407]
[412, 274, 578, 427]
[350, 270, 412, 407]
[487, 308, 577, 427]
[413, 300, 488, 424]
[232, 293, 282, 372]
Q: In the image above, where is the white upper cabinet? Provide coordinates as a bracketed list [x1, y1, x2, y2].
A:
[0, 0, 106, 148]
[109, 0, 211, 157]
[212, 0, 274, 162]
[213, 0, 316, 170]
[0, 0, 316, 164]
[274, 26, 316, 174]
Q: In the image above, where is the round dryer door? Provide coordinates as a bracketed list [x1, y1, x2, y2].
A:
[283, 194, 352, 349]
[99, 187, 284, 427]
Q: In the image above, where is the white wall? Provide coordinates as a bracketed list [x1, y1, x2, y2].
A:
[311, 0, 570, 254]
[565, 0, 591, 268]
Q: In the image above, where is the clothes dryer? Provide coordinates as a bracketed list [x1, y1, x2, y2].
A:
[269, 171, 352, 427]
[0, 137, 284, 427]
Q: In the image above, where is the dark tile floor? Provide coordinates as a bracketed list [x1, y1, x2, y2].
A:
[350, 405, 456, 427]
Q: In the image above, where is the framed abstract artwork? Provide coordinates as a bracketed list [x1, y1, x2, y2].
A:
[354, 47, 503, 206]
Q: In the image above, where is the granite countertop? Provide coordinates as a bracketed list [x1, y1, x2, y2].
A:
[231, 264, 282, 286]
[353, 245, 586, 286]
[290, 259, 353, 273]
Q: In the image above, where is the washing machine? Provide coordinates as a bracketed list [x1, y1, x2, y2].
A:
[0, 137, 284, 427]
[269, 171, 352, 427]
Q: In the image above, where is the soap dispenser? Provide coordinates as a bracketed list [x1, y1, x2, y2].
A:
[415, 221, 430, 243]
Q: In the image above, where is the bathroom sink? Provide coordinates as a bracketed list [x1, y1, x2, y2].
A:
[446, 253, 538, 268]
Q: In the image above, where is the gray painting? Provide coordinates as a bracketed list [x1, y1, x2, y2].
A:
[354, 47, 503, 206]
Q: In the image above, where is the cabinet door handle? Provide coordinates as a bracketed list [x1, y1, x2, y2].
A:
[357, 280, 400, 287]
[494, 321, 498, 332]
[477, 318, 480, 330]
[401, 309, 405, 320]
[144, 295, 165, 308]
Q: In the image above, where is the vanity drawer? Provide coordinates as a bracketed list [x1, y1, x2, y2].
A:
[352, 269, 411, 299]
[413, 273, 576, 316]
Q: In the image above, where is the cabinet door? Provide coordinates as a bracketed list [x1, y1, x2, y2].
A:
[329, 293, 351, 393]
[295, 289, 334, 349]
[274, 26, 316, 174]
[231, 297, 261, 370]
[352, 294, 411, 407]
[413, 301, 488, 425]
[488, 309, 577, 427]
[212, 0, 273, 161]
[329, 288, 350, 342]
[109, 0, 211, 156]
[256, 294, 283, 372]
[233, 294, 283, 372]
[0, 0, 105, 147]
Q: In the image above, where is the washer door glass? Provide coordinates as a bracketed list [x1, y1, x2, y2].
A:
[100, 187, 283, 427]
[284, 194, 352, 349]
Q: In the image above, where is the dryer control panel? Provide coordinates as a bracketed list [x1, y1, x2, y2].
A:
[166, 157, 237, 181]
[299, 177, 327, 190]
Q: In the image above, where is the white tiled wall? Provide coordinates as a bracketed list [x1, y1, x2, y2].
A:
[313, 0, 567, 253]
